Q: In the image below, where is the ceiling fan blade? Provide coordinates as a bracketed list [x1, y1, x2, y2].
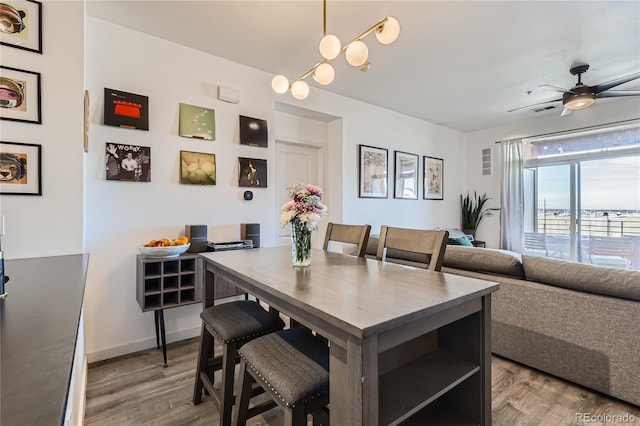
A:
[560, 108, 573, 117]
[538, 84, 571, 93]
[593, 72, 640, 93]
[597, 90, 640, 98]
[507, 98, 562, 113]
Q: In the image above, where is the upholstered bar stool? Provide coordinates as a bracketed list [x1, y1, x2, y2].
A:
[232, 327, 330, 426]
[193, 300, 285, 426]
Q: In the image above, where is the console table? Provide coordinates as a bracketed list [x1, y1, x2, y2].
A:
[200, 247, 499, 425]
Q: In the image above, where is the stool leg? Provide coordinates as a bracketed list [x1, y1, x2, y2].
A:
[232, 358, 253, 426]
[284, 405, 307, 426]
[192, 322, 210, 405]
[220, 340, 238, 426]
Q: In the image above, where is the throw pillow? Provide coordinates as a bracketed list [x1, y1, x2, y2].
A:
[448, 236, 473, 247]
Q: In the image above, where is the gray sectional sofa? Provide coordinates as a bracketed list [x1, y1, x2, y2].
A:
[365, 236, 640, 406]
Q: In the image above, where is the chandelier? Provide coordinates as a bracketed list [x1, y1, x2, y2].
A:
[271, 0, 400, 100]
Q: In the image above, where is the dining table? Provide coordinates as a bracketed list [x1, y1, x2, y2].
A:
[200, 246, 499, 425]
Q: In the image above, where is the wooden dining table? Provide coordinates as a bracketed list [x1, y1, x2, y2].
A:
[200, 246, 499, 425]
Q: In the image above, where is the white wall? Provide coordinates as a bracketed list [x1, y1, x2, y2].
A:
[0, 1, 84, 259]
[84, 18, 469, 361]
[465, 97, 640, 248]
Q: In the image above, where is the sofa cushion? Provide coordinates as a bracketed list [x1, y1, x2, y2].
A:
[522, 255, 640, 302]
[442, 246, 525, 279]
[447, 236, 473, 246]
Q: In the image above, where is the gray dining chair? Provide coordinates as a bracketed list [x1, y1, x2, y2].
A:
[376, 226, 449, 271]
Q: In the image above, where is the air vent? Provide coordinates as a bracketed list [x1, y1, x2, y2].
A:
[481, 147, 492, 176]
[533, 105, 557, 112]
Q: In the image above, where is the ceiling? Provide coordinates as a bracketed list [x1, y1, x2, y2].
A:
[86, 1, 640, 133]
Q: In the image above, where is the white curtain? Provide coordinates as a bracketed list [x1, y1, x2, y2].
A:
[500, 139, 524, 252]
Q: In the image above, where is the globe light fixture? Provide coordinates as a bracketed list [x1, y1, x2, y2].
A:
[272, 0, 400, 100]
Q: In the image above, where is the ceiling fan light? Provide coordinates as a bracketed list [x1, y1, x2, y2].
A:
[313, 63, 335, 85]
[564, 93, 596, 110]
[291, 80, 309, 100]
[375, 17, 400, 45]
[346, 40, 369, 67]
[319, 34, 341, 60]
[271, 75, 289, 94]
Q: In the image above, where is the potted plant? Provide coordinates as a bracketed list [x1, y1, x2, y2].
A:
[461, 191, 499, 237]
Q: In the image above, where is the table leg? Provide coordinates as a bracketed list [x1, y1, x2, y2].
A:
[158, 309, 168, 367]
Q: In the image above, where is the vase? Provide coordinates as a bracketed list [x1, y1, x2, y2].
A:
[290, 220, 312, 267]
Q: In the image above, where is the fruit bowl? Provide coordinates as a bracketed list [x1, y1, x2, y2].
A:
[137, 243, 191, 258]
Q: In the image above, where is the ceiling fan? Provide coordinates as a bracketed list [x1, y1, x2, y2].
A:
[509, 64, 640, 116]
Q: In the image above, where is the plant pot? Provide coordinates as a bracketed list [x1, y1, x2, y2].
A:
[462, 228, 476, 239]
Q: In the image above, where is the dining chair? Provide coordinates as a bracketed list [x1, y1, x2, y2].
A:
[322, 222, 372, 257]
[376, 226, 449, 271]
[193, 299, 285, 426]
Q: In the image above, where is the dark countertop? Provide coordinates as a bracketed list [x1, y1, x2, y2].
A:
[1, 254, 89, 426]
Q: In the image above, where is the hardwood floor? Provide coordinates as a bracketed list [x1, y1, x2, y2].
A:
[85, 337, 640, 425]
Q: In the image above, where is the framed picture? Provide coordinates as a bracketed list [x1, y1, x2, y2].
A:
[359, 144, 388, 198]
[103, 88, 149, 130]
[180, 151, 216, 185]
[105, 143, 151, 182]
[0, 0, 42, 54]
[239, 115, 268, 147]
[238, 157, 267, 188]
[0, 141, 41, 195]
[179, 103, 215, 140]
[394, 151, 418, 200]
[423, 156, 444, 200]
[0, 66, 41, 124]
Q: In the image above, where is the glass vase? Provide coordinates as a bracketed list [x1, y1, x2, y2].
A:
[290, 220, 312, 267]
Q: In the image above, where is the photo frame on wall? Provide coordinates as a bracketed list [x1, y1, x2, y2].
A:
[238, 157, 267, 188]
[239, 115, 268, 147]
[180, 151, 216, 185]
[105, 143, 151, 182]
[0, 0, 42, 54]
[394, 151, 418, 200]
[103, 88, 149, 130]
[0, 141, 42, 195]
[0, 65, 41, 124]
[179, 103, 215, 140]
[423, 156, 444, 200]
[359, 144, 388, 198]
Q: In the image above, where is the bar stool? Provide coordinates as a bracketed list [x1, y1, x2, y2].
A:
[232, 327, 330, 426]
[193, 300, 285, 426]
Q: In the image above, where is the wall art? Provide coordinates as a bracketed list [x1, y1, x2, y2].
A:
[238, 157, 266, 188]
[0, 65, 41, 124]
[180, 151, 216, 185]
[105, 143, 151, 182]
[0, 0, 42, 53]
[0, 141, 41, 195]
[394, 150, 418, 200]
[359, 144, 388, 198]
[179, 102, 215, 140]
[239, 115, 268, 147]
[423, 156, 444, 200]
[103, 88, 149, 130]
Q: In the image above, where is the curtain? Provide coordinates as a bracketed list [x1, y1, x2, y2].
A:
[500, 139, 524, 252]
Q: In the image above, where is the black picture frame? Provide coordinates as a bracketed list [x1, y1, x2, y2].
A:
[358, 144, 388, 198]
[239, 115, 268, 147]
[423, 156, 444, 200]
[0, 0, 42, 54]
[0, 140, 42, 195]
[0, 65, 41, 124]
[103, 88, 149, 130]
[394, 150, 419, 200]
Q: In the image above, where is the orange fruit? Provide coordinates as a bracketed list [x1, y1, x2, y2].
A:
[161, 238, 170, 246]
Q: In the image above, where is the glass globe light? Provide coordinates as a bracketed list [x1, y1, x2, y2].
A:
[313, 63, 335, 85]
[291, 80, 309, 100]
[319, 34, 341, 60]
[346, 41, 369, 67]
[271, 75, 289, 94]
[375, 17, 400, 45]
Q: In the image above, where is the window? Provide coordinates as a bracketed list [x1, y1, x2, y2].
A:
[523, 124, 640, 270]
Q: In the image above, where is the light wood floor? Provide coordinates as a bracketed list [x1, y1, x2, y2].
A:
[85, 337, 640, 426]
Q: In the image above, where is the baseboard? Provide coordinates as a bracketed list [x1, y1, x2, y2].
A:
[86, 326, 201, 363]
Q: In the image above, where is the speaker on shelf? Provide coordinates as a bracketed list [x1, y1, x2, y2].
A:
[185, 224, 208, 253]
[241, 223, 260, 248]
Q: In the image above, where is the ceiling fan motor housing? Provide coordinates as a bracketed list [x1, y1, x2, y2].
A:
[563, 85, 596, 110]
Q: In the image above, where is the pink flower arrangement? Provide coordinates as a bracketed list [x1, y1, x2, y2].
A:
[279, 183, 328, 230]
